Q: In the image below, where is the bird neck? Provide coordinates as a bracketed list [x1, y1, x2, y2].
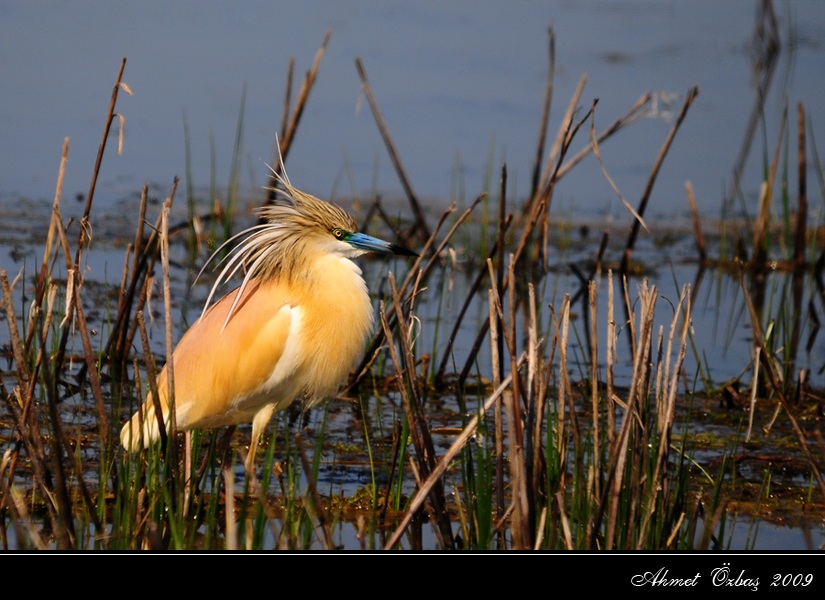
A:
[304, 253, 368, 301]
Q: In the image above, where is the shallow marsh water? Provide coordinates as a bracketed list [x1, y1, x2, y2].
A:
[2, 204, 823, 550]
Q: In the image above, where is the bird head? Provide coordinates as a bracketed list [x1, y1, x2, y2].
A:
[196, 163, 417, 322]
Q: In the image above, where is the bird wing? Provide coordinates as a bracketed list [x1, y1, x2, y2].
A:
[161, 278, 301, 430]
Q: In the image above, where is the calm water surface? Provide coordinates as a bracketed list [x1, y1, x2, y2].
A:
[1, 1, 824, 218]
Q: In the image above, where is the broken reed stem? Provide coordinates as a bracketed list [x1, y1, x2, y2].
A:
[589, 280, 601, 501]
[637, 284, 691, 548]
[753, 100, 787, 265]
[606, 271, 617, 448]
[266, 29, 331, 202]
[385, 272, 455, 548]
[555, 91, 654, 183]
[384, 356, 525, 550]
[82, 57, 127, 227]
[1, 272, 63, 540]
[488, 288, 506, 540]
[795, 102, 807, 267]
[111, 195, 169, 368]
[459, 89, 592, 385]
[294, 433, 334, 550]
[531, 26, 556, 200]
[280, 57, 295, 143]
[32, 137, 69, 322]
[354, 57, 431, 242]
[160, 197, 179, 480]
[54, 58, 128, 382]
[527, 283, 545, 514]
[378, 300, 438, 547]
[726, 1, 779, 213]
[434, 209, 510, 381]
[738, 272, 825, 498]
[132, 185, 149, 287]
[684, 181, 706, 261]
[590, 100, 649, 238]
[37, 293, 74, 549]
[536, 74, 587, 201]
[505, 255, 531, 549]
[222, 464, 237, 550]
[621, 85, 699, 275]
[555, 296, 571, 471]
[354, 196, 481, 390]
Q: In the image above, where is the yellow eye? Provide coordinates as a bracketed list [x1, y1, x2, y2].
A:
[332, 228, 346, 239]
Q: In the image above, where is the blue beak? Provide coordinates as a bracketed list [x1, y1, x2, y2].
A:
[346, 232, 418, 257]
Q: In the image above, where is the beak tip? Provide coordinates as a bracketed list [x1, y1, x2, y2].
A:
[391, 244, 418, 257]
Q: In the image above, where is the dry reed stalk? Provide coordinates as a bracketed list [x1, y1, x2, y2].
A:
[488, 288, 506, 538]
[726, 0, 779, 211]
[526, 283, 546, 514]
[795, 102, 807, 267]
[265, 29, 331, 203]
[541, 107, 597, 269]
[620, 86, 699, 275]
[1, 273, 28, 388]
[606, 272, 617, 447]
[458, 88, 595, 385]
[30, 138, 69, 336]
[496, 164, 508, 314]
[589, 101, 649, 235]
[395, 271, 455, 546]
[637, 284, 691, 547]
[380, 276, 455, 549]
[160, 199, 177, 456]
[434, 205, 510, 381]
[535, 74, 586, 203]
[752, 100, 787, 265]
[554, 491, 574, 550]
[71, 288, 110, 454]
[354, 195, 482, 388]
[746, 347, 761, 442]
[596, 280, 657, 549]
[556, 295, 573, 475]
[354, 57, 431, 242]
[504, 256, 531, 549]
[294, 433, 334, 550]
[555, 92, 654, 183]
[383, 356, 525, 550]
[223, 464, 237, 550]
[3, 267, 79, 544]
[71, 298, 113, 531]
[738, 273, 825, 498]
[280, 57, 294, 142]
[589, 281, 601, 501]
[114, 201, 169, 367]
[684, 181, 706, 261]
[530, 26, 556, 200]
[54, 59, 129, 376]
[0, 274, 61, 539]
[37, 294, 74, 548]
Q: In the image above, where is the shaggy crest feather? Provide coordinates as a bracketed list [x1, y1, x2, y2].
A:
[198, 160, 360, 331]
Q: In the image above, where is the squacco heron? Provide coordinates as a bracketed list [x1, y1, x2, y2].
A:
[120, 165, 416, 472]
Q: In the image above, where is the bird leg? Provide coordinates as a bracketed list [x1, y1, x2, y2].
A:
[245, 404, 277, 476]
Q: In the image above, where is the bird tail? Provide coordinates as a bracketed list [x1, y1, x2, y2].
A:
[120, 397, 170, 452]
